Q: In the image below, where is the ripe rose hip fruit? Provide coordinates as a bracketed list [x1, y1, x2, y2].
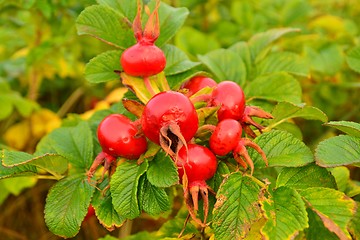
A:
[141, 91, 198, 157]
[98, 114, 147, 159]
[87, 114, 147, 182]
[177, 144, 217, 185]
[210, 81, 246, 121]
[120, 0, 166, 77]
[209, 119, 242, 156]
[176, 144, 217, 227]
[180, 76, 217, 96]
[120, 42, 166, 77]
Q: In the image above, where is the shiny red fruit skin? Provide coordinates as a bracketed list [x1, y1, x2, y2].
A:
[141, 91, 199, 144]
[210, 81, 246, 121]
[176, 144, 217, 186]
[97, 114, 147, 159]
[120, 42, 166, 77]
[209, 119, 242, 156]
[180, 76, 217, 96]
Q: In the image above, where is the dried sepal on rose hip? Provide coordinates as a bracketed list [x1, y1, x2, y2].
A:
[141, 91, 198, 159]
[87, 114, 147, 182]
[209, 119, 268, 175]
[174, 144, 217, 227]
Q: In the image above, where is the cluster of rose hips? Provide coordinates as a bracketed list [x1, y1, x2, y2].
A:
[86, 0, 272, 227]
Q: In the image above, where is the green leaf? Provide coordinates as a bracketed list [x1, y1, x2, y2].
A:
[261, 186, 308, 239]
[98, 235, 120, 240]
[122, 231, 159, 240]
[92, 180, 125, 230]
[158, 209, 198, 238]
[97, 0, 137, 21]
[12, 96, 38, 117]
[175, 26, 221, 56]
[29, 154, 68, 178]
[163, 44, 200, 76]
[85, 50, 122, 83]
[245, 72, 302, 104]
[45, 121, 94, 170]
[139, 175, 170, 216]
[305, 208, 339, 240]
[2, 176, 37, 195]
[1, 150, 68, 178]
[248, 28, 300, 61]
[156, 3, 189, 47]
[256, 52, 309, 77]
[276, 164, 337, 190]
[212, 173, 262, 240]
[0, 150, 37, 179]
[207, 161, 230, 192]
[249, 130, 314, 168]
[1, 150, 34, 166]
[228, 41, 253, 79]
[299, 187, 356, 240]
[147, 151, 179, 188]
[324, 121, 360, 138]
[76, 5, 134, 48]
[110, 161, 148, 219]
[44, 174, 95, 238]
[0, 181, 10, 204]
[198, 49, 246, 86]
[315, 135, 360, 167]
[267, 102, 328, 129]
[349, 202, 360, 239]
[274, 122, 303, 140]
[0, 95, 13, 120]
[0, 162, 37, 180]
[0, 92, 38, 120]
[305, 44, 344, 76]
[330, 167, 360, 197]
[346, 46, 360, 73]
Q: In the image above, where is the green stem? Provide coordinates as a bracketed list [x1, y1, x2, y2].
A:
[244, 174, 267, 188]
[57, 87, 84, 118]
[36, 175, 62, 180]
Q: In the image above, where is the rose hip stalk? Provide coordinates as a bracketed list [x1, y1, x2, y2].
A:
[141, 91, 198, 158]
[209, 119, 268, 175]
[87, 114, 147, 182]
[120, 0, 166, 95]
[210, 81, 273, 138]
[175, 144, 217, 227]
